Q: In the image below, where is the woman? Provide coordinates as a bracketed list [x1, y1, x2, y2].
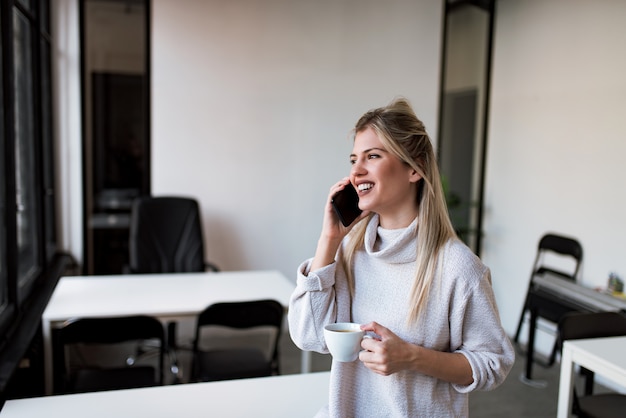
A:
[288, 97, 514, 417]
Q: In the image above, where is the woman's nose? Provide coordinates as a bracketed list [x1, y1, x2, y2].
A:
[351, 159, 365, 176]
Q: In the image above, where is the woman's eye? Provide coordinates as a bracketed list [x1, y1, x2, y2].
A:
[368, 154, 380, 159]
[349, 159, 356, 165]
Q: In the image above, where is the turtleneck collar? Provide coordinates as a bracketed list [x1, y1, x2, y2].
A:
[363, 214, 418, 264]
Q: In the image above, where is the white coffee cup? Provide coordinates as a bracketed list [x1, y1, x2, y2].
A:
[323, 322, 371, 362]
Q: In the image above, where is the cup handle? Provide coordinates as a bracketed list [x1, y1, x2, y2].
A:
[360, 334, 374, 354]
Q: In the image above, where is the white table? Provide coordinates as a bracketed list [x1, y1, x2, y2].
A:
[557, 336, 626, 417]
[2, 371, 330, 418]
[42, 270, 310, 394]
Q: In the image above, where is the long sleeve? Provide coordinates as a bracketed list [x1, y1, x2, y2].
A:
[445, 253, 515, 392]
[288, 256, 352, 353]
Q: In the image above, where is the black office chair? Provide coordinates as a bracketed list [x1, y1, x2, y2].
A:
[53, 315, 165, 394]
[128, 196, 219, 274]
[190, 299, 284, 382]
[514, 233, 583, 366]
[126, 196, 220, 380]
[558, 311, 626, 418]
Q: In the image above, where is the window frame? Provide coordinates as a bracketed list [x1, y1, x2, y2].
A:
[0, 0, 57, 359]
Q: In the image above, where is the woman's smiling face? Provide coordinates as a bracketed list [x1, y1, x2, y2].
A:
[350, 126, 421, 229]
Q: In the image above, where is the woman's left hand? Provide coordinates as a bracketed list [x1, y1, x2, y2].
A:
[358, 321, 419, 376]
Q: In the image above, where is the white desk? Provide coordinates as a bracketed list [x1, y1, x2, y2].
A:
[557, 336, 626, 417]
[42, 270, 309, 394]
[2, 371, 330, 418]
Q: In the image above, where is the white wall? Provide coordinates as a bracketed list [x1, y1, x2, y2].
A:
[151, 0, 443, 279]
[484, 0, 626, 350]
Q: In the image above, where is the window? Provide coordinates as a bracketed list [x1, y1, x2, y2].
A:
[14, 3, 42, 299]
[0, 4, 7, 328]
[0, 0, 56, 340]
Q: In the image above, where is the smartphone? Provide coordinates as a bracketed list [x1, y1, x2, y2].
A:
[331, 183, 362, 227]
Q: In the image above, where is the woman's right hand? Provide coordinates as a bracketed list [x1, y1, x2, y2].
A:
[321, 178, 356, 239]
[310, 178, 369, 271]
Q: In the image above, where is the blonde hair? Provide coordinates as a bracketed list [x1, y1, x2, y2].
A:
[340, 97, 456, 324]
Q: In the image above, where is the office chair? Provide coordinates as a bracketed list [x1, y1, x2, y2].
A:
[128, 196, 219, 274]
[126, 196, 220, 380]
[558, 311, 626, 418]
[52, 315, 165, 394]
[190, 299, 284, 382]
[513, 233, 583, 366]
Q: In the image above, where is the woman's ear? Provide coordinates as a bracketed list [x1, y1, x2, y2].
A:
[409, 168, 422, 184]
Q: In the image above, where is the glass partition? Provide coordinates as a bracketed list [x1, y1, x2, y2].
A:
[81, 0, 150, 274]
[438, 0, 494, 255]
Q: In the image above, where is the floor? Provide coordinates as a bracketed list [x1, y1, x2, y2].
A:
[468, 347, 560, 417]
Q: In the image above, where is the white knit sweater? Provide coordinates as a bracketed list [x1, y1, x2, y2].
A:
[288, 215, 514, 417]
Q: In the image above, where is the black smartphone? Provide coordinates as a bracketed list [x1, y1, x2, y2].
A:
[331, 183, 362, 227]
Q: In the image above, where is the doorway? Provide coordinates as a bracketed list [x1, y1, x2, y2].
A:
[438, 0, 494, 255]
[80, 0, 150, 274]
